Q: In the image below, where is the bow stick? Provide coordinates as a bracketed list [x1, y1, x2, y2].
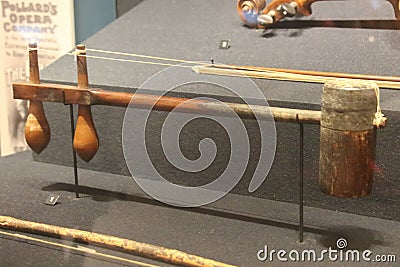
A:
[192, 64, 400, 89]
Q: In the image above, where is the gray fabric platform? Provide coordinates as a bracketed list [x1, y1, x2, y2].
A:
[35, 0, 400, 221]
[1, 152, 400, 266]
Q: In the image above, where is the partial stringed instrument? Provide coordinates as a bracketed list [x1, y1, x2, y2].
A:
[237, 0, 400, 28]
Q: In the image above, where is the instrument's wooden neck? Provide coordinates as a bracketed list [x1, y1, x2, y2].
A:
[239, 0, 400, 28]
[274, 0, 400, 17]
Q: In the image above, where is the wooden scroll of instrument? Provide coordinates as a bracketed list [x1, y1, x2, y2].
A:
[237, 0, 400, 28]
[73, 45, 99, 162]
[24, 43, 51, 154]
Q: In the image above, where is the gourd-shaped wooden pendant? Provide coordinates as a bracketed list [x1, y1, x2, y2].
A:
[73, 45, 99, 162]
[25, 43, 50, 154]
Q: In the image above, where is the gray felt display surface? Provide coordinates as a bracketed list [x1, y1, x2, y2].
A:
[35, 0, 400, 221]
[1, 152, 400, 266]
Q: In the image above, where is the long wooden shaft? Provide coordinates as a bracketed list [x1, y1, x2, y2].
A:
[13, 82, 322, 125]
[193, 66, 400, 90]
[0, 216, 236, 267]
[250, 0, 400, 27]
[232, 65, 400, 83]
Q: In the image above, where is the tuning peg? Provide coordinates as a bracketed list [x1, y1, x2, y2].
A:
[277, 2, 297, 18]
[73, 45, 99, 162]
[257, 14, 275, 26]
[25, 43, 51, 154]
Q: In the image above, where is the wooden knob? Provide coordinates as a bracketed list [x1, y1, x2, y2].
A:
[73, 45, 99, 162]
[25, 43, 50, 154]
[74, 105, 99, 162]
[261, 0, 317, 17]
[277, 3, 297, 17]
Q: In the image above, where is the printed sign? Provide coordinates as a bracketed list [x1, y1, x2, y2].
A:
[0, 0, 75, 156]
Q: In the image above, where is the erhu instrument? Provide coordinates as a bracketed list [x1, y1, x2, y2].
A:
[16, 43, 390, 198]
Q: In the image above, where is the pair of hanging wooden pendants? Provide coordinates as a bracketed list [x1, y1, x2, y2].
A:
[25, 43, 98, 162]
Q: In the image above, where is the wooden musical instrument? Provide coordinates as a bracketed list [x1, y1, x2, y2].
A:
[237, 0, 400, 28]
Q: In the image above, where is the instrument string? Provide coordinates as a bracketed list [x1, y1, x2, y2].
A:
[33, 47, 400, 84]
[86, 48, 207, 66]
[32, 46, 388, 122]
[34, 48, 190, 68]
[373, 83, 387, 127]
[35, 47, 276, 74]
[33, 47, 305, 73]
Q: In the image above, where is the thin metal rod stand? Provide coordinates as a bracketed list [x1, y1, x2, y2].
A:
[298, 118, 304, 243]
[69, 104, 79, 198]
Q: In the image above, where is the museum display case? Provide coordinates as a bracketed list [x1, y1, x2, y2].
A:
[1, 0, 400, 266]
